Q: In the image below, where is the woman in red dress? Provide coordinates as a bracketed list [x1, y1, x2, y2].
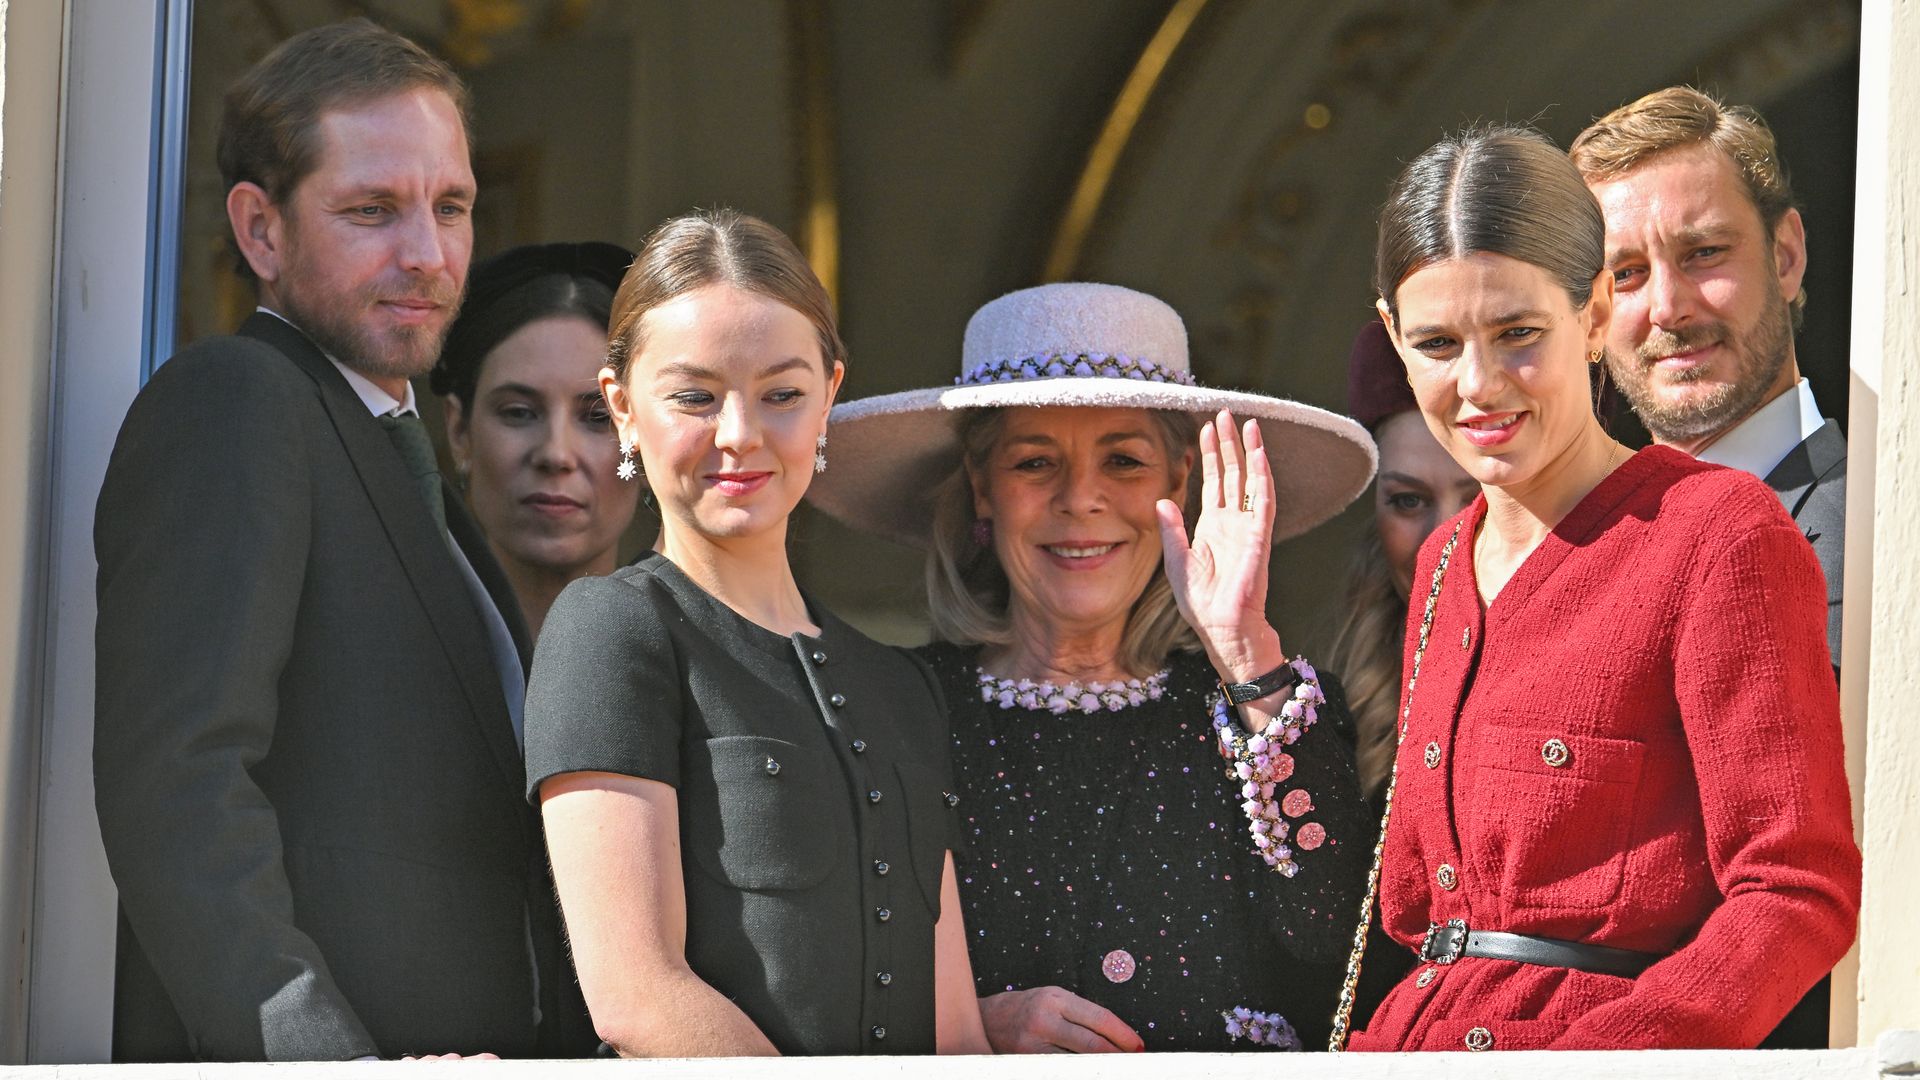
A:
[1339, 127, 1860, 1052]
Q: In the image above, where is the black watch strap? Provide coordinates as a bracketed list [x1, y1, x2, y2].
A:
[1219, 661, 1300, 706]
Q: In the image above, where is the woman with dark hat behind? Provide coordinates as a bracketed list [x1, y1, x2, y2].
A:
[809, 282, 1377, 1052]
[431, 241, 640, 637]
[1327, 321, 1479, 809]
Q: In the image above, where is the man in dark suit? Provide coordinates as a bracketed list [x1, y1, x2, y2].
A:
[93, 19, 575, 1061]
[1574, 86, 1846, 669]
[1572, 86, 1847, 1051]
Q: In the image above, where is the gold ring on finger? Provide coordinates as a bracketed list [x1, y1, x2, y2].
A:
[1240, 494, 1253, 512]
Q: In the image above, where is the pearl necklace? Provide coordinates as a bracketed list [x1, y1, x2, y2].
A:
[976, 667, 1170, 715]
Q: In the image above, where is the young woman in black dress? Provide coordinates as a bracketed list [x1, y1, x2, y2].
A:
[808, 283, 1378, 1051]
[524, 210, 990, 1057]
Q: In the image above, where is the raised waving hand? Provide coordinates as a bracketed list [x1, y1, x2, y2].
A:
[1156, 410, 1289, 721]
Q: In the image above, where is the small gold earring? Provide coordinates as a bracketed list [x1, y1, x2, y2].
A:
[1588, 349, 1604, 364]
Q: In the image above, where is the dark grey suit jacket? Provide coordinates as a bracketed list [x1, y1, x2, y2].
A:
[1764, 418, 1847, 668]
[93, 313, 577, 1061]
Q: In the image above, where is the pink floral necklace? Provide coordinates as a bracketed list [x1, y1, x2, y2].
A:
[975, 667, 1170, 715]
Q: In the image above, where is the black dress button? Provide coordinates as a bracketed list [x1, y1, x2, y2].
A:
[830, 692, 847, 707]
[851, 739, 867, 754]
[875, 907, 891, 923]
[811, 650, 827, 665]
[876, 971, 892, 986]
[868, 789, 883, 804]
[873, 860, 890, 876]
[764, 757, 781, 776]
[871, 1026, 887, 1041]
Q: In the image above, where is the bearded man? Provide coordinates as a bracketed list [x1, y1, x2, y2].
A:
[92, 19, 581, 1061]
[1574, 87, 1845, 670]
[1573, 87, 1849, 1053]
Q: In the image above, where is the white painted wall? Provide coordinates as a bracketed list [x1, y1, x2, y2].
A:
[1849, 0, 1920, 1047]
[0, 0, 65, 1065]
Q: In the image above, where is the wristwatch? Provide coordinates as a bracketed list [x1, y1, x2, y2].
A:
[1219, 661, 1301, 706]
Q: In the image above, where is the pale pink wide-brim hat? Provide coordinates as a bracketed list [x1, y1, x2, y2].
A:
[807, 282, 1377, 547]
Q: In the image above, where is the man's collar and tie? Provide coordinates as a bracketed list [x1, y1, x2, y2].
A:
[257, 305, 528, 745]
[257, 306, 449, 534]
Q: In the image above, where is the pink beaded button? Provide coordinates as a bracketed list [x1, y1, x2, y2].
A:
[1102, 949, 1136, 983]
[1296, 822, 1327, 850]
[1270, 753, 1295, 782]
[1281, 789, 1313, 818]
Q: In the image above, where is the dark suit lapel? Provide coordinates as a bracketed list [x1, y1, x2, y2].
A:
[240, 313, 526, 793]
[1764, 418, 1846, 523]
[446, 493, 534, 671]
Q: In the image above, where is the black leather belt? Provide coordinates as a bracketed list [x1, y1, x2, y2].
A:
[1420, 919, 1662, 978]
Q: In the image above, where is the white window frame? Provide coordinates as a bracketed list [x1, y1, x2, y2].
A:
[28, 0, 192, 1062]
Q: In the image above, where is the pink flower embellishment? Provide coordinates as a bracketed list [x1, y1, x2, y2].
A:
[1281, 789, 1313, 818]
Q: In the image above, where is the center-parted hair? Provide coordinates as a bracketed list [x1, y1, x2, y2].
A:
[606, 209, 846, 382]
[1374, 126, 1607, 321]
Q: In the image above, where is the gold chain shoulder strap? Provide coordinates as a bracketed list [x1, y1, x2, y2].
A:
[1328, 521, 1463, 1050]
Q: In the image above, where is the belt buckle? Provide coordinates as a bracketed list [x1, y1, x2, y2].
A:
[1421, 918, 1468, 965]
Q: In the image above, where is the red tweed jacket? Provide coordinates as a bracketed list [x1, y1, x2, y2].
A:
[1347, 447, 1860, 1052]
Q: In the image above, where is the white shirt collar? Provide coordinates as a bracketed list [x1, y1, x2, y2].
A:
[256, 306, 418, 418]
[1694, 378, 1827, 480]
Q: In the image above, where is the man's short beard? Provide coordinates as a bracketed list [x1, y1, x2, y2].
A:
[1607, 285, 1794, 444]
[278, 284, 457, 386]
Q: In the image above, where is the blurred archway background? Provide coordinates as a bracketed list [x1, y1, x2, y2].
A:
[175, 0, 1862, 650]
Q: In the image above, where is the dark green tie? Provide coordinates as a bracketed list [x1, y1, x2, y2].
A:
[378, 412, 448, 535]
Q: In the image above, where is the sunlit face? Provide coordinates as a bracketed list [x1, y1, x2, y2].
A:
[1372, 410, 1479, 598]
[1591, 145, 1802, 443]
[603, 285, 841, 545]
[265, 88, 475, 385]
[970, 407, 1191, 642]
[446, 315, 637, 581]
[1384, 252, 1611, 495]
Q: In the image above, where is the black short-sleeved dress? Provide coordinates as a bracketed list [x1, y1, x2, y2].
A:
[921, 644, 1372, 1051]
[524, 554, 960, 1055]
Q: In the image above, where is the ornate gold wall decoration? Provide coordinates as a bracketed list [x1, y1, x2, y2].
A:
[1042, 0, 1212, 283]
[789, 0, 841, 310]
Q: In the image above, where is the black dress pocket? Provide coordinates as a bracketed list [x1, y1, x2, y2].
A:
[683, 735, 837, 891]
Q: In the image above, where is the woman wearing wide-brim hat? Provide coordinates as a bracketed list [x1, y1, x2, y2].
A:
[808, 282, 1378, 1052]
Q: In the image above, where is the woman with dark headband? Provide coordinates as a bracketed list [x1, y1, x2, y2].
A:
[431, 241, 640, 637]
[1337, 127, 1858, 1052]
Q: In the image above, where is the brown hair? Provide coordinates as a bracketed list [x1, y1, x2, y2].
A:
[1322, 524, 1400, 804]
[606, 209, 845, 382]
[1375, 126, 1606, 323]
[219, 18, 470, 201]
[218, 18, 470, 277]
[1571, 86, 1804, 324]
[924, 407, 1200, 677]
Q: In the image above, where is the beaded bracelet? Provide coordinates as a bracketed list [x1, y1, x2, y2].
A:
[1212, 657, 1326, 878]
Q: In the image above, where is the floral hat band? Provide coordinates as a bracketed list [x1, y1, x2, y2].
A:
[957, 353, 1198, 387]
